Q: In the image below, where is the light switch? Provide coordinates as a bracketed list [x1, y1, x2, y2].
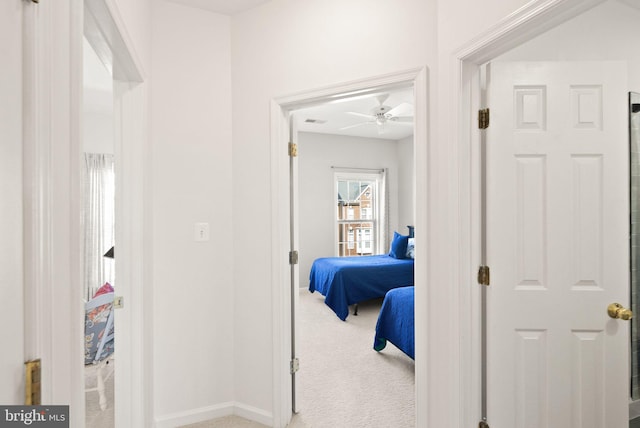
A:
[195, 222, 210, 242]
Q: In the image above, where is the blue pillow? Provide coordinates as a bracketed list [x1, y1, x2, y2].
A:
[389, 231, 409, 259]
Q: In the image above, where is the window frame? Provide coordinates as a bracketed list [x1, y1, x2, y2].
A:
[334, 171, 385, 257]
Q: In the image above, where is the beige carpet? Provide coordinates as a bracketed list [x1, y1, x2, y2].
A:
[187, 290, 415, 428]
[289, 290, 415, 428]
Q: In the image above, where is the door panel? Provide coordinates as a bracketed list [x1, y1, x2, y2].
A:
[486, 61, 629, 427]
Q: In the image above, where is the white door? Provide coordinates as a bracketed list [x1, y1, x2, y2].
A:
[486, 61, 630, 427]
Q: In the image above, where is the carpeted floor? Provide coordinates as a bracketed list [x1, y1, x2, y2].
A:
[289, 290, 415, 428]
[88, 290, 414, 428]
[184, 289, 415, 428]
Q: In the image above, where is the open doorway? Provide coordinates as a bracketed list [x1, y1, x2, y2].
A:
[269, 67, 428, 428]
[82, 35, 116, 427]
[280, 82, 419, 427]
[82, 0, 147, 425]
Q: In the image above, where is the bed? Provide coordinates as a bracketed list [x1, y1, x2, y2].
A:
[373, 286, 415, 359]
[308, 252, 414, 321]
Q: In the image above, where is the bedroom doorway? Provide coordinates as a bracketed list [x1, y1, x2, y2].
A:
[82, 0, 147, 425]
[82, 34, 116, 427]
[292, 87, 415, 427]
[270, 67, 428, 427]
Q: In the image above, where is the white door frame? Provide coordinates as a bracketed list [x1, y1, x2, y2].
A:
[270, 67, 428, 427]
[22, 0, 150, 425]
[453, 0, 608, 426]
[23, 2, 86, 424]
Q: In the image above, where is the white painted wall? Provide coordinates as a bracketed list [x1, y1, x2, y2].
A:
[397, 135, 415, 232]
[496, 1, 640, 91]
[297, 132, 403, 285]
[150, 1, 235, 423]
[0, 0, 24, 406]
[231, 0, 436, 415]
[438, 0, 531, 52]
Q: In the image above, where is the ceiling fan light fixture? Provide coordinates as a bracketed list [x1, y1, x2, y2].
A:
[339, 93, 414, 136]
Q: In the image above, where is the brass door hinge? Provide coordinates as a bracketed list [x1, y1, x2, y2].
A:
[478, 265, 490, 286]
[290, 358, 300, 374]
[289, 250, 299, 265]
[25, 359, 41, 405]
[288, 142, 298, 157]
[479, 108, 490, 129]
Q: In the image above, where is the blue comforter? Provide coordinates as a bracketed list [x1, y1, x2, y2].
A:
[309, 254, 414, 321]
[374, 286, 415, 359]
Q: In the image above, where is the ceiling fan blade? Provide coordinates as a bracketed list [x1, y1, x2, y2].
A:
[391, 116, 413, 123]
[387, 102, 414, 118]
[345, 111, 373, 119]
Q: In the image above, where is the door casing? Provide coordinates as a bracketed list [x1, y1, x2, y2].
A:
[270, 67, 429, 428]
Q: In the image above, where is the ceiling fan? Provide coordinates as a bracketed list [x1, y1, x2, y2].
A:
[341, 94, 414, 134]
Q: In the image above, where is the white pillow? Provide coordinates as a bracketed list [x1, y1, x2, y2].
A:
[406, 237, 415, 259]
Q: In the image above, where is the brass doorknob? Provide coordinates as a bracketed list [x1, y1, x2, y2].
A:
[607, 303, 633, 320]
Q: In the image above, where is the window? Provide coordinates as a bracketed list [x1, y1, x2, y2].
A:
[335, 171, 385, 256]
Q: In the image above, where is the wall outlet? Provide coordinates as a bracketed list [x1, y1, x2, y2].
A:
[195, 222, 210, 242]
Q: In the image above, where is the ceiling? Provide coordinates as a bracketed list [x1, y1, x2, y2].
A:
[83, 38, 112, 113]
[85, 0, 415, 141]
[294, 87, 415, 141]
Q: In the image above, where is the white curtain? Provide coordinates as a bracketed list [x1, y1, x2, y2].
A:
[82, 153, 115, 301]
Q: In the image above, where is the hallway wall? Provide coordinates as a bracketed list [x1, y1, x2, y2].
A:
[150, 1, 236, 423]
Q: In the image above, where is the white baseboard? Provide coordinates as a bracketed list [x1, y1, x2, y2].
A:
[234, 402, 273, 426]
[154, 402, 272, 428]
